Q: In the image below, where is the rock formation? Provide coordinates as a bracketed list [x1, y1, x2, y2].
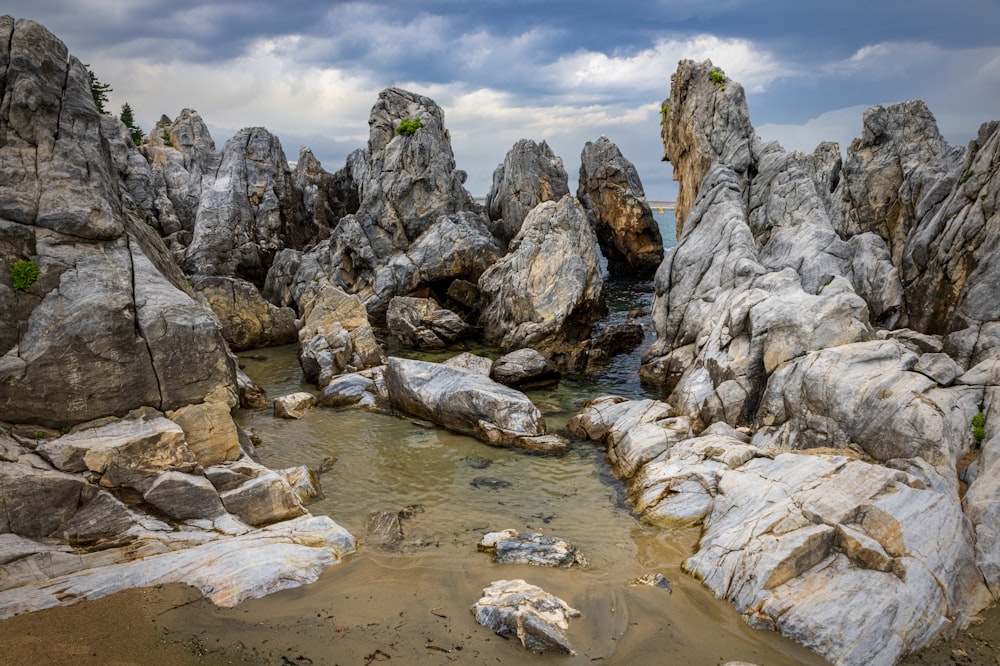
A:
[634, 57, 999, 665]
[478, 195, 606, 364]
[263, 90, 493, 319]
[0, 15, 354, 619]
[384, 357, 568, 453]
[485, 139, 571, 248]
[578, 136, 664, 278]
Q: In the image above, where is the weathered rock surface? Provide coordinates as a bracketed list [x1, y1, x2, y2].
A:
[296, 283, 385, 387]
[384, 357, 567, 453]
[273, 392, 317, 419]
[636, 57, 1000, 666]
[572, 398, 991, 666]
[0, 515, 355, 619]
[478, 195, 606, 362]
[386, 296, 473, 349]
[181, 127, 311, 284]
[0, 17, 355, 622]
[292, 147, 359, 239]
[478, 529, 587, 568]
[490, 348, 561, 388]
[578, 136, 663, 278]
[192, 275, 298, 351]
[471, 579, 581, 655]
[485, 139, 571, 247]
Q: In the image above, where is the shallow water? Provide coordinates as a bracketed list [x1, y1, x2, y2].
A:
[190, 339, 830, 665]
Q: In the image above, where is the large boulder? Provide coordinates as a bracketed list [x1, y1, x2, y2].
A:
[471, 579, 581, 655]
[485, 139, 570, 247]
[577, 136, 664, 278]
[383, 357, 567, 453]
[478, 195, 606, 361]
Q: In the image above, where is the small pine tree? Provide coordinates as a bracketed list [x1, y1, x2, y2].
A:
[86, 65, 113, 115]
[119, 102, 144, 145]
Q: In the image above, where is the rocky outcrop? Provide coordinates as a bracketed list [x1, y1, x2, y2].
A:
[0, 16, 354, 619]
[660, 61, 753, 234]
[485, 139, 571, 248]
[490, 348, 561, 388]
[478, 195, 606, 363]
[296, 283, 385, 388]
[384, 357, 567, 453]
[141, 109, 219, 244]
[571, 399, 991, 666]
[0, 18, 237, 429]
[578, 136, 664, 278]
[263, 90, 497, 318]
[192, 275, 298, 351]
[292, 147, 359, 239]
[639, 57, 1000, 665]
[181, 127, 310, 285]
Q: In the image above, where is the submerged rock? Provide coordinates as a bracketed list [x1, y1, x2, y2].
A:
[478, 529, 587, 568]
[471, 579, 581, 655]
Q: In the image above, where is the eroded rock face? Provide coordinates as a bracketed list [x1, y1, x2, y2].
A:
[660, 60, 754, 234]
[386, 296, 474, 349]
[192, 275, 298, 352]
[182, 127, 310, 285]
[0, 17, 354, 621]
[297, 283, 385, 387]
[478, 195, 606, 361]
[640, 57, 1000, 666]
[578, 136, 663, 278]
[0, 17, 237, 429]
[485, 139, 570, 248]
[571, 399, 991, 666]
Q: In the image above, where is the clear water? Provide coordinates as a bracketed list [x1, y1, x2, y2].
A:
[208, 209, 827, 664]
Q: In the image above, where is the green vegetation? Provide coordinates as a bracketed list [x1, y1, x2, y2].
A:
[119, 102, 145, 145]
[961, 169, 975, 184]
[395, 117, 422, 135]
[86, 65, 113, 115]
[709, 69, 725, 85]
[972, 412, 986, 444]
[10, 259, 40, 292]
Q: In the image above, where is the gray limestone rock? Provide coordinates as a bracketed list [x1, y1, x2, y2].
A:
[384, 357, 566, 453]
[218, 461, 308, 527]
[478, 195, 606, 359]
[490, 348, 561, 388]
[296, 283, 385, 387]
[273, 392, 317, 419]
[485, 139, 570, 247]
[471, 579, 581, 655]
[478, 529, 587, 568]
[578, 136, 663, 278]
[386, 296, 473, 349]
[182, 127, 309, 284]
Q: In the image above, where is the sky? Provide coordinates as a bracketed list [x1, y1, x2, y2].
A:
[7, 1, 1000, 200]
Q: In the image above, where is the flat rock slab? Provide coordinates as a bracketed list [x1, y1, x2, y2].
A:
[479, 529, 588, 568]
[471, 579, 581, 655]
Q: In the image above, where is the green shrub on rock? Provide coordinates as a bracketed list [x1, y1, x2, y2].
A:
[10, 259, 40, 292]
[395, 117, 422, 135]
[972, 412, 986, 444]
